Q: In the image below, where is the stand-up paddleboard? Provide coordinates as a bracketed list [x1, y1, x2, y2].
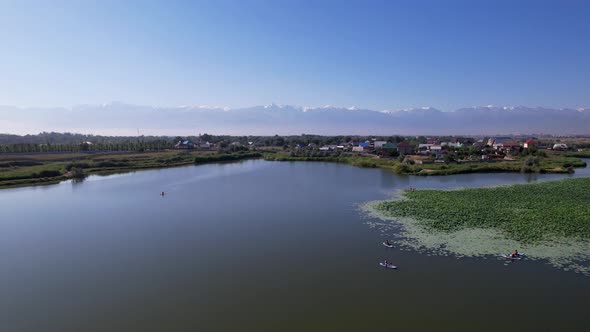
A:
[383, 242, 394, 248]
[501, 253, 525, 260]
[379, 262, 397, 269]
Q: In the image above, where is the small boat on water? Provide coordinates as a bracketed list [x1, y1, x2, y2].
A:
[501, 253, 525, 260]
[379, 262, 397, 269]
[383, 242, 394, 248]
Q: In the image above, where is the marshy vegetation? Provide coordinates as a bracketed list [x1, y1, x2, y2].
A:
[0, 150, 261, 189]
[374, 178, 590, 243]
[366, 178, 590, 274]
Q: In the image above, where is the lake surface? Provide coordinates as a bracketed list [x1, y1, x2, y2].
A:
[1, 160, 589, 331]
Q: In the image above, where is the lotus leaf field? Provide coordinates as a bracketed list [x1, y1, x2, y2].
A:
[367, 178, 590, 274]
[375, 178, 590, 243]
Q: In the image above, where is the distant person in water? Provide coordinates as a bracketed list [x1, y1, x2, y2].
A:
[385, 240, 392, 246]
[511, 249, 519, 258]
[161, 191, 165, 196]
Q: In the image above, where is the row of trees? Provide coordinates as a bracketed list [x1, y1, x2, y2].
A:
[186, 134, 477, 148]
[0, 131, 484, 154]
[0, 140, 173, 153]
[0, 132, 172, 145]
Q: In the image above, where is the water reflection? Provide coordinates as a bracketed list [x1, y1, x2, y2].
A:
[0, 159, 588, 332]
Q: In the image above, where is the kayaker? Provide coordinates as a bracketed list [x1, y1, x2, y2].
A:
[385, 240, 392, 246]
[383, 259, 388, 266]
[510, 249, 519, 258]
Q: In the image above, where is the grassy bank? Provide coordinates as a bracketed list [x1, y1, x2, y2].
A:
[0, 150, 261, 189]
[264, 151, 586, 176]
[365, 178, 590, 274]
[566, 150, 590, 158]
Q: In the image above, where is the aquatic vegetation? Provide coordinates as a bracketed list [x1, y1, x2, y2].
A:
[375, 178, 590, 243]
[363, 178, 590, 275]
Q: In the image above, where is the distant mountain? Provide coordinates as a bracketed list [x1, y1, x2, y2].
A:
[0, 103, 589, 136]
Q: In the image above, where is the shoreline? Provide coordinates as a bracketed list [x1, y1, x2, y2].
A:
[263, 152, 587, 176]
[0, 151, 261, 190]
[1, 150, 587, 190]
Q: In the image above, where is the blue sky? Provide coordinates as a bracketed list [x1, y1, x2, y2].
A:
[1, 0, 589, 111]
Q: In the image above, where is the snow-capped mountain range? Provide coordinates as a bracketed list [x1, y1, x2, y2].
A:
[1, 103, 589, 136]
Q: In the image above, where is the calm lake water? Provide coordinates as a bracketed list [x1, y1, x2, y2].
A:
[1, 160, 589, 331]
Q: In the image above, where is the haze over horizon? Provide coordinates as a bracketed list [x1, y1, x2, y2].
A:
[1, 0, 589, 135]
[2, 103, 589, 136]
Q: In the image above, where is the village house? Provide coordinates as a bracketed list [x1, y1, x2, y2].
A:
[472, 140, 485, 149]
[418, 143, 433, 151]
[553, 143, 568, 150]
[174, 140, 195, 149]
[441, 140, 463, 148]
[374, 141, 388, 149]
[430, 145, 442, 152]
[523, 139, 537, 149]
[396, 141, 413, 155]
[499, 140, 521, 154]
[381, 143, 397, 150]
[358, 141, 371, 150]
[426, 137, 439, 145]
[488, 136, 512, 148]
[378, 143, 398, 156]
[198, 141, 212, 150]
[319, 145, 340, 151]
[482, 154, 505, 161]
[345, 141, 357, 148]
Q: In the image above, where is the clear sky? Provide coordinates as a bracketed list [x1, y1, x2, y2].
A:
[1, 0, 589, 111]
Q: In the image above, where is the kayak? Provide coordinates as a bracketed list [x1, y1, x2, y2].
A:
[383, 242, 394, 248]
[379, 262, 397, 269]
[501, 253, 525, 260]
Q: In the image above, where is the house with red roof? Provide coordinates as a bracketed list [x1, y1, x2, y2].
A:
[498, 140, 521, 154]
[396, 141, 413, 155]
[523, 139, 538, 149]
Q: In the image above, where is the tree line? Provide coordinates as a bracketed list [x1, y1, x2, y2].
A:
[0, 140, 173, 153]
[1, 132, 481, 154]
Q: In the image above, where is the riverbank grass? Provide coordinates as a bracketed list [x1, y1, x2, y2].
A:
[0, 151, 261, 189]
